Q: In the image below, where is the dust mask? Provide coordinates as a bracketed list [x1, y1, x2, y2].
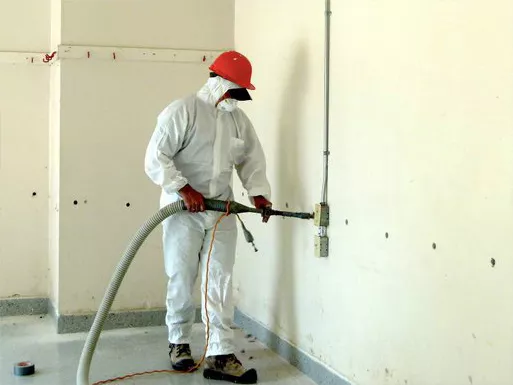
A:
[217, 98, 238, 112]
[201, 76, 244, 112]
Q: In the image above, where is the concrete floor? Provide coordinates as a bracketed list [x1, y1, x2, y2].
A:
[0, 315, 315, 385]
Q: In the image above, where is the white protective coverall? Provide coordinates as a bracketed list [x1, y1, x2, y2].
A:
[144, 76, 271, 356]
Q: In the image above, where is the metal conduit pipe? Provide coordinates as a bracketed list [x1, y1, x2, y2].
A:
[321, 0, 331, 205]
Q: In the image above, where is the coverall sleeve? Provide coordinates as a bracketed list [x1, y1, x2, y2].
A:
[144, 103, 189, 195]
[235, 112, 272, 202]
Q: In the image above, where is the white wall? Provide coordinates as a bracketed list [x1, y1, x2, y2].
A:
[61, 0, 233, 50]
[56, 60, 213, 313]
[48, 60, 60, 308]
[0, 0, 50, 51]
[0, 0, 51, 299]
[51, 0, 235, 314]
[0, 0, 234, 312]
[234, 1, 513, 385]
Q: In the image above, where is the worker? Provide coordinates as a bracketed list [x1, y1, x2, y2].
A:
[144, 51, 272, 384]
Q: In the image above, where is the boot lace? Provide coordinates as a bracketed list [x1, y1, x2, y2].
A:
[173, 344, 191, 357]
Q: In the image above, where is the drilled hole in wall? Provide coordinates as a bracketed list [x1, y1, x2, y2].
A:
[126, 202, 131, 208]
[73, 200, 78, 205]
[491, 258, 496, 268]
[432, 243, 437, 250]
[345, 219, 349, 225]
[385, 232, 389, 239]
[32, 192, 37, 197]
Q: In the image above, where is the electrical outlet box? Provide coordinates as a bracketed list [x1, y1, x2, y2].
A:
[314, 203, 330, 227]
[314, 235, 329, 258]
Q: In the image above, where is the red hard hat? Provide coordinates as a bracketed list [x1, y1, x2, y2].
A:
[209, 51, 255, 90]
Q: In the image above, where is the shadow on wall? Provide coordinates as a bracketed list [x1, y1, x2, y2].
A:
[269, 42, 308, 364]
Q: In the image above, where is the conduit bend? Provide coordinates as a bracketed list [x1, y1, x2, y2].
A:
[77, 199, 312, 385]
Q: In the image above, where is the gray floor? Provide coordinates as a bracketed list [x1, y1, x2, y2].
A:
[0, 315, 315, 385]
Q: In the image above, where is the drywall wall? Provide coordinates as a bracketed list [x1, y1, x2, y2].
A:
[0, 1, 51, 299]
[0, 0, 50, 51]
[51, 0, 235, 315]
[48, 60, 60, 309]
[0, 64, 50, 299]
[60, 0, 234, 50]
[234, 1, 513, 385]
[56, 59, 213, 313]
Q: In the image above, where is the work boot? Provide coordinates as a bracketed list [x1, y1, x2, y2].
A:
[169, 343, 195, 371]
[203, 354, 257, 384]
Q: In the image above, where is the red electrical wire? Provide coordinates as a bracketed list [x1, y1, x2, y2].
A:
[92, 202, 232, 385]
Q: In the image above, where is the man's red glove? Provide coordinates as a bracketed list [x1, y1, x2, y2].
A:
[253, 196, 272, 223]
[179, 184, 205, 213]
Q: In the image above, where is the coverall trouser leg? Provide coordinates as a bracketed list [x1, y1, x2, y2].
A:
[163, 211, 237, 356]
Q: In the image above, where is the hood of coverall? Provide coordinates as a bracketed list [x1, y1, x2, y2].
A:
[198, 76, 250, 112]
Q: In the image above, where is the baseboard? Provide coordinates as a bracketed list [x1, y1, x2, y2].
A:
[0, 297, 48, 317]
[234, 309, 351, 385]
[56, 309, 167, 334]
[53, 307, 203, 334]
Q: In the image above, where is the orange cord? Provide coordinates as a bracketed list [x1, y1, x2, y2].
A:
[92, 202, 231, 385]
